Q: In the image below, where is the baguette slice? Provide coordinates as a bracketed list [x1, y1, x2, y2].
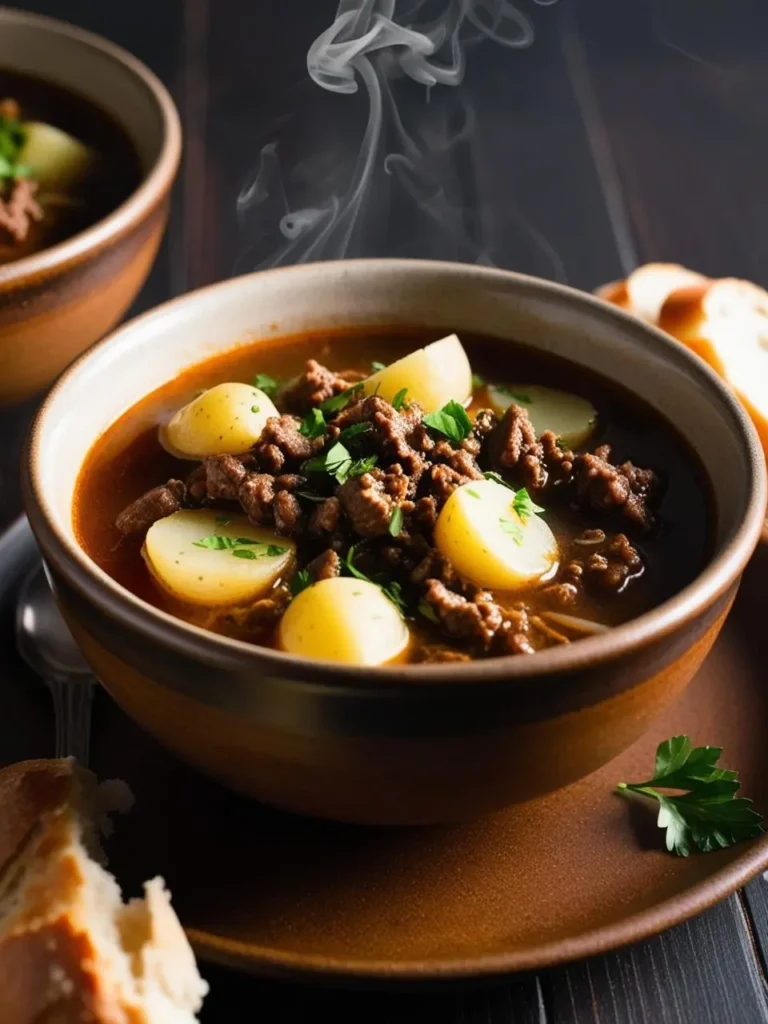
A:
[0, 758, 207, 1024]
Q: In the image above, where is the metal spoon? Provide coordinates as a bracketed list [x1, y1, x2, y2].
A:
[15, 564, 94, 765]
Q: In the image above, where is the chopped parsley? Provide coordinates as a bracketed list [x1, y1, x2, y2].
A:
[344, 545, 406, 614]
[342, 455, 378, 482]
[513, 487, 544, 521]
[391, 387, 408, 411]
[617, 736, 764, 856]
[499, 518, 523, 545]
[339, 422, 372, 441]
[232, 548, 257, 560]
[484, 471, 513, 490]
[388, 506, 404, 537]
[418, 599, 439, 624]
[251, 373, 279, 397]
[496, 385, 532, 404]
[371, 360, 387, 372]
[423, 400, 473, 442]
[192, 534, 287, 559]
[299, 407, 326, 439]
[471, 373, 485, 390]
[290, 568, 313, 595]
[0, 114, 27, 182]
[303, 441, 377, 485]
[466, 488, 480, 499]
[319, 383, 363, 414]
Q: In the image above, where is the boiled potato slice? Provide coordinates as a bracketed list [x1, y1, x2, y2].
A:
[143, 509, 294, 606]
[161, 383, 278, 458]
[435, 479, 559, 590]
[278, 577, 409, 665]
[363, 334, 472, 412]
[488, 383, 596, 449]
[18, 122, 96, 192]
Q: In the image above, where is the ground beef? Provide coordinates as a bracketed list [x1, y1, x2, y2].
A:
[413, 495, 439, 531]
[412, 645, 472, 664]
[204, 454, 249, 501]
[274, 474, 305, 492]
[308, 496, 341, 536]
[472, 408, 498, 441]
[306, 549, 341, 581]
[281, 359, 351, 413]
[428, 464, 470, 504]
[115, 480, 185, 536]
[338, 470, 395, 537]
[496, 604, 536, 655]
[488, 405, 546, 490]
[540, 431, 574, 485]
[584, 533, 643, 591]
[273, 490, 302, 536]
[411, 549, 459, 588]
[185, 465, 207, 503]
[431, 440, 484, 480]
[422, 579, 503, 649]
[548, 530, 643, 601]
[241, 584, 291, 633]
[333, 395, 428, 478]
[572, 444, 658, 531]
[254, 414, 322, 470]
[540, 582, 580, 608]
[238, 473, 275, 525]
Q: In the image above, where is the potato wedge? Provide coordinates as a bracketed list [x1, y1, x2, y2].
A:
[161, 383, 278, 458]
[143, 509, 294, 607]
[488, 383, 596, 449]
[18, 121, 96, 192]
[278, 577, 409, 665]
[362, 334, 472, 412]
[435, 479, 559, 590]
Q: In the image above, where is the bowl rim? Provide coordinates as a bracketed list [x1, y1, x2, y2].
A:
[24, 258, 768, 687]
[0, 6, 181, 287]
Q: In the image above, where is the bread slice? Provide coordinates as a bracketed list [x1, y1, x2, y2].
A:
[0, 758, 207, 1024]
[597, 265, 768, 468]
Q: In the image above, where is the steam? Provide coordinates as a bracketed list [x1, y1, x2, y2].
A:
[236, 0, 561, 274]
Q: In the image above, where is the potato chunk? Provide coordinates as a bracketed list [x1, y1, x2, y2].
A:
[161, 383, 278, 458]
[278, 577, 409, 665]
[434, 479, 559, 590]
[18, 121, 96, 192]
[363, 334, 472, 413]
[488, 383, 596, 449]
[143, 509, 294, 606]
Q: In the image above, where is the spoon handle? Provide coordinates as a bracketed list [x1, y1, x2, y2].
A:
[47, 676, 94, 765]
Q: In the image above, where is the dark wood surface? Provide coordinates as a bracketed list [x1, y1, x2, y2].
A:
[4, 1, 768, 1020]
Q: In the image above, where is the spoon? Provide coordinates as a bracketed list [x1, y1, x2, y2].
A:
[15, 564, 94, 765]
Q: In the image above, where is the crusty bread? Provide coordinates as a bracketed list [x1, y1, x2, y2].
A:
[597, 263, 768, 467]
[0, 758, 207, 1024]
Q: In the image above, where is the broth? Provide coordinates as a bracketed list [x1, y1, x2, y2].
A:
[74, 328, 712, 664]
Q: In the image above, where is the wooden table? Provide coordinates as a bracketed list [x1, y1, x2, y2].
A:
[3, 2, 768, 1020]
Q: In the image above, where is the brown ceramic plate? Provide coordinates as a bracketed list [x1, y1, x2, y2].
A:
[80, 540, 768, 981]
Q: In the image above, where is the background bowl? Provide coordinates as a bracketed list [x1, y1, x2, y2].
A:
[0, 8, 180, 404]
[23, 260, 767, 825]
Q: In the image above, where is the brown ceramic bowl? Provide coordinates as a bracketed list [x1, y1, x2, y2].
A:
[23, 261, 768, 825]
[0, 8, 181, 405]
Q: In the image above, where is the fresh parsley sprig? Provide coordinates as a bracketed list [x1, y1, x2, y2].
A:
[423, 400, 473, 442]
[303, 441, 377, 485]
[0, 114, 28, 183]
[192, 534, 287, 560]
[617, 736, 764, 857]
[344, 545, 406, 614]
[299, 407, 326, 439]
[251, 373, 280, 397]
[319, 383, 364, 414]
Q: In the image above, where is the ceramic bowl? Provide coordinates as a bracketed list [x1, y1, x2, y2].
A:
[0, 8, 181, 404]
[23, 260, 768, 825]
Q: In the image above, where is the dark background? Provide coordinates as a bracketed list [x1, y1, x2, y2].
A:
[3, 1, 768, 1020]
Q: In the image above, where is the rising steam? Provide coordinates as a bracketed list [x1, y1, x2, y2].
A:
[236, 0, 560, 273]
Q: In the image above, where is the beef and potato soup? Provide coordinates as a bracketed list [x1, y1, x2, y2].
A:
[0, 71, 141, 261]
[74, 329, 712, 665]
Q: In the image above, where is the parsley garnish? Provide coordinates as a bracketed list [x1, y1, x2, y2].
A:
[290, 568, 313, 595]
[388, 506, 403, 537]
[466, 488, 480, 498]
[617, 736, 764, 857]
[319, 383, 364, 414]
[418, 599, 439, 624]
[192, 534, 287, 559]
[252, 373, 279, 397]
[299, 407, 326, 439]
[513, 488, 544, 521]
[344, 545, 406, 614]
[0, 114, 27, 182]
[423, 400, 473, 442]
[303, 441, 377, 485]
[251, 405, 260, 414]
[339, 422, 371, 441]
[471, 373, 485, 390]
[392, 387, 408, 411]
[499, 518, 523, 545]
[296, 491, 326, 503]
[484, 471, 513, 490]
[371, 360, 387, 372]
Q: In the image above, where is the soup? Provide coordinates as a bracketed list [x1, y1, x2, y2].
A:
[0, 71, 141, 262]
[74, 328, 712, 665]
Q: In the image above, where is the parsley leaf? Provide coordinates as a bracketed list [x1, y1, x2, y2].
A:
[343, 545, 406, 614]
[0, 115, 27, 182]
[499, 518, 523, 545]
[192, 534, 287, 559]
[496, 385, 532, 404]
[392, 387, 408, 411]
[423, 400, 473, 442]
[513, 488, 544, 521]
[371, 360, 387, 372]
[418, 599, 439, 624]
[388, 506, 403, 537]
[319, 383, 363, 414]
[299, 407, 326, 439]
[616, 736, 764, 856]
[484, 471, 514, 490]
[232, 548, 257, 559]
[290, 568, 313, 595]
[252, 373, 279, 397]
[471, 373, 485, 390]
[338, 454, 378, 484]
[339, 422, 372, 441]
[303, 441, 377, 485]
